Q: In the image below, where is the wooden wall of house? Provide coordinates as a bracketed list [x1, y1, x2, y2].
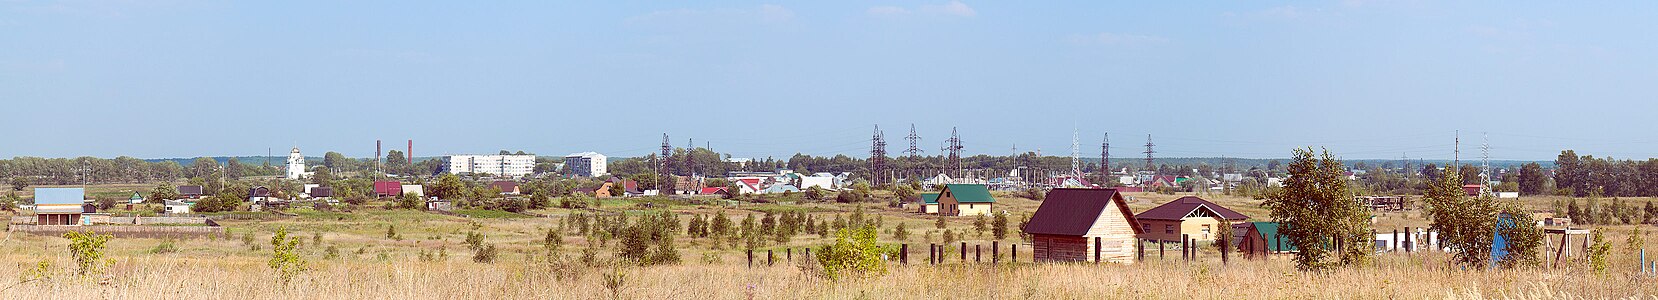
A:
[1081, 199, 1140, 264]
[1032, 234, 1088, 262]
[958, 203, 992, 216]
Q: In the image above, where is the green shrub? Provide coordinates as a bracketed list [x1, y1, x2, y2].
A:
[815, 227, 886, 281]
[150, 239, 179, 254]
[63, 231, 112, 276]
[269, 227, 308, 284]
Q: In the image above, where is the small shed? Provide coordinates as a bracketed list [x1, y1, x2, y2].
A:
[129, 192, 145, 204]
[916, 193, 940, 214]
[936, 184, 995, 216]
[164, 200, 192, 214]
[1022, 188, 1143, 264]
[1238, 222, 1298, 259]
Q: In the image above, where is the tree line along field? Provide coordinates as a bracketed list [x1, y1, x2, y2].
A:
[2, 185, 1657, 299]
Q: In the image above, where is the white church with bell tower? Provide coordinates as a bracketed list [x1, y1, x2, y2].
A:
[285, 147, 311, 179]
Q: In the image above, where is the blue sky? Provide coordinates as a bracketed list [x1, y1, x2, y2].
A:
[3, 1, 1655, 161]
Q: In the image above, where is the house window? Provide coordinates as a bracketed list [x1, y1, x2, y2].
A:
[1164, 225, 1174, 234]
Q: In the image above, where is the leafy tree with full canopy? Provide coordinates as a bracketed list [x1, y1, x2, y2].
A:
[1262, 148, 1371, 271]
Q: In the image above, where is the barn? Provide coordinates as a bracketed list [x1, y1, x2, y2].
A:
[936, 184, 995, 216]
[1134, 196, 1250, 242]
[1022, 188, 1143, 264]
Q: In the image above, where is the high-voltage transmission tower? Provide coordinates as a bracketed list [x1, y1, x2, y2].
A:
[1070, 130, 1082, 176]
[1143, 134, 1156, 173]
[1480, 132, 1490, 196]
[870, 125, 888, 186]
[660, 133, 672, 192]
[942, 127, 963, 179]
[904, 124, 923, 157]
[1101, 133, 1110, 177]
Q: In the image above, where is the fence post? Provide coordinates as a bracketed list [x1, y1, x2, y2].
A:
[1159, 240, 1165, 259]
[901, 244, 909, 265]
[805, 248, 810, 260]
[1011, 244, 1018, 263]
[1094, 237, 1101, 264]
[788, 248, 793, 262]
[992, 241, 1000, 264]
[1137, 239, 1144, 261]
[961, 242, 967, 261]
[768, 250, 774, 266]
[1181, 234, 1189, 261]
[747, 249, 753, 268]
[975, 244, 981, 263]
[1405, 227, 1413, 252]
[1393, 229, 1400, 252]
[929, 244, 936, 265]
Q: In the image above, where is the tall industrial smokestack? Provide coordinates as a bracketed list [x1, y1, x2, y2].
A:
[407, 140, 413, 164]
[376, 140, 382, 176]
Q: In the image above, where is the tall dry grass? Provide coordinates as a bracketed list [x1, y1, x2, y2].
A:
[2, 248, 1653, 299]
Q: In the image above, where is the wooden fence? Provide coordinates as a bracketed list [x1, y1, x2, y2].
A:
[8, 225, 226, 238]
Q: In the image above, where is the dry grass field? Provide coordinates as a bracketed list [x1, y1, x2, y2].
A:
[2, 188, 1656, 299]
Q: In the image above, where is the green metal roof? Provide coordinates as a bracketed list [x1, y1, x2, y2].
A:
[920, 193, 940, 204]
[130, 192, 143, 201]
[943, 184, 995, 203]
[1251, 222, 1298, 252]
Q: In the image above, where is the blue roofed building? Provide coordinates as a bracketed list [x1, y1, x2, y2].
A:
[33, 188, 88, 225]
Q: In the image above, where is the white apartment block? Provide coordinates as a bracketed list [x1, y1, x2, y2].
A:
[443, 154, 537, 177]
[563, 152, 607, 177]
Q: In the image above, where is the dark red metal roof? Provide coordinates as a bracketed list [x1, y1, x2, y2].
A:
[1023, 188, 1142, 236]
[1134, 196, 1249, 221]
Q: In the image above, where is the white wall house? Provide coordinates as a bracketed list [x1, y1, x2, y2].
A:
[443, 154, 537, 177]
[563, 152, 608, 177]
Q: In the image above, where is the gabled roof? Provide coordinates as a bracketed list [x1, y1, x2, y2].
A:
[942, 184, 994, 203]
[1135, 196, 1249, 221]
[1023, 188, 1142, 236]
[491, 181, 519, 192]
[699, 187, 728, 195]
[1249, 222, 1297, 252]
[248, 186, 271, 198]
[176, 185, 203, 196]
[130, 192, 144, 201]
[920, 193, 940, 204]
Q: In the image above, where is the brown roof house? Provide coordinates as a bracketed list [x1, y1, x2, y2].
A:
[1134, 196, 1249, 242]
[1022, 188, 1143, 264]
[491, 181, 521, 195]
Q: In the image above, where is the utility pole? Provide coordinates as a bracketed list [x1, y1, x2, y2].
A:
[1453, 130, 1460, 167]
[905, 124, 923, 182]
[870, 125, 888, 187]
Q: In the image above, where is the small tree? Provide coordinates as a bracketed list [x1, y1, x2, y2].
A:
[935, 214, 947, 229]
[1422, 167, 1496, 267]
[991, 211, 1009, 240]
[893, 222, 909, 241]
[63, 231, 112, 276]
[1588, 229, 1612, 275]
[1262, 147, 1370, 271]
[973, 214, 988, 238]
[269, 227, 307, 284]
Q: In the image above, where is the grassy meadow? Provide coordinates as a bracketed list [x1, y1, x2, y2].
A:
[1, 186, 1656, 299]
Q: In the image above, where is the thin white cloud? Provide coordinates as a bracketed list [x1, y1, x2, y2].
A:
[759, 4, 794, 22]
[920, 1, 976, 17]
[1068, 32, 1169, 46]
[866, 6, 910, 16]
